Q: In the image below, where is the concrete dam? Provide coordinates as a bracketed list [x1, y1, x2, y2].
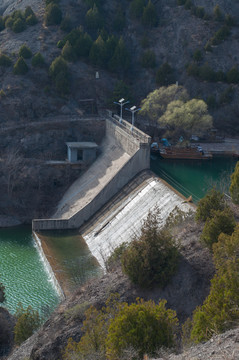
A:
[32, 113, 151, 231]
[32, 112, 194, 280]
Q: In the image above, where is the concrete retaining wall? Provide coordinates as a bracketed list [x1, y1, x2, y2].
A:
[32, 115, 151, 231]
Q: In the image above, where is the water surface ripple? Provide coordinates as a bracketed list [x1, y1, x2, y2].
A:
[0, 226, 59, 315]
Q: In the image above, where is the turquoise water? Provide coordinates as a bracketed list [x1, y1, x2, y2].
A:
[151, 156, 237, 203]
[0, 226, 59, 316]
[39, 230, 101, 293]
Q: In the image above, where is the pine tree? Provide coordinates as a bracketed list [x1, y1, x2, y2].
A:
[85, 4, 103, 30]
[89, 35, 107, 67]
[109, 37, 130, 72]
[61, 40, 76, 62]
[13, 57, 28, 75]
[142, 0, 158, 27]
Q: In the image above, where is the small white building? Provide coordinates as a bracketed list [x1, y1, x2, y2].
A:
[66, 142, 98, 164]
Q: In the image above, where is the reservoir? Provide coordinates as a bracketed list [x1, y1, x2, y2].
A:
[0, 156, 237, 314]
[151, 156, 237, 202]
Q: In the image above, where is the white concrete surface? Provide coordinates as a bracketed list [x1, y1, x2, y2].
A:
[83, 177, 194, 268]
[53, 136, 131, 219]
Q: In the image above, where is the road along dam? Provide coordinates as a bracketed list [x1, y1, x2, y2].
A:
[32, 113, 151, 231]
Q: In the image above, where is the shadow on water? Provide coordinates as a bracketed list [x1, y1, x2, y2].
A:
[37, 229, 102, 295]
[151, 156, 237, 203]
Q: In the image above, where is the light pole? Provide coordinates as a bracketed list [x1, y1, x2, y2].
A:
[113, 98, 129, 123]
[126, 105, 141, 131]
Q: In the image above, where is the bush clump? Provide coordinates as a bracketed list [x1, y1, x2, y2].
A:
[156, 62, 174, 86]
[31, 52, 45, 67]
[200, 208, 236, 249]
[113, 6, 126, 32]
[226, 66, 239, 84]
[193, 49, 203, 62]
[142, 0, 158, 27]
[195, 188, 226, 222]
[24, 6, 34, 18]
[106, 299, 178, 359]
[60, 16, 72, 32]
[85, 4, 103, 30]
[140, 49, 156, 68]
[219, 86, 234, 104]
[49, 56, 69, 94]
[26, 13, 38, 26]
[12, 18, 26, 33]
[4, 7, 37, 32]
[14, 304, 40, 345]
[13, 57, 28, 75]
[121, 210, 179, 288]
[190, 225, 239, 343]
[63, 295, 178, 360]
[19, 44, 32, 59]
[0, 53, 12, 67]
[130, 0, 146, 19]
[230, 161, 239, 203]
[0, 16, 5, 32]
[45, 3, 62, 25]
[211, 25, 230, 45]
[61, 40, 76, 61]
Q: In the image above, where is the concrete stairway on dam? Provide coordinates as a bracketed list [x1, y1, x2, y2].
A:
[53, 136, 131, 220]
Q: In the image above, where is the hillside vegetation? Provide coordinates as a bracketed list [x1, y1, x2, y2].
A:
[0, 0, 238, 133]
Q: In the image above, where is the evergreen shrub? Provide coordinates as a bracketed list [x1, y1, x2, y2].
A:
[61, 40, 76, 61]
[106, 299, 178, 359]
[195, 188, 225, 222]
[121, 210, 179, 288]
[45, 3, 62, 25]
[0, 16, 5, 31]
[190, 226, 239, 343]
[12, 18, 26, 33]
[200, 208, 236, 249]
[24, 6, 34, 19]
[19, 44, 32, 59]
[26, 14, 38, 26]
[156, 62, 174, 85]
[140, 49, 156, 68]
[0, 53, 12, 67]
[230, 161, 239, 204]
[13, 57, 28, 75]
[142, 0, 158, 27]
[14, 304, 40, 345]
[31, 52, 45, 67]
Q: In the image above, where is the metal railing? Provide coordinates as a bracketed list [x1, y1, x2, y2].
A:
[106, 110, 151, 145]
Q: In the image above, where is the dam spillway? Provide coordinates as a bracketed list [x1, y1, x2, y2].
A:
[82, 171, 194, 268]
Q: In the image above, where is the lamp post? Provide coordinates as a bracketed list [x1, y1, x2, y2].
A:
[113, 98, 129, 123]
[126, 105, 141, 131]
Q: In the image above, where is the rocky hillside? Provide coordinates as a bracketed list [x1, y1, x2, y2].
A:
[0, 0, 239, 130]
[0, 0, 239, 222]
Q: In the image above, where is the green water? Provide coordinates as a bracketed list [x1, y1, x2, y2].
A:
[39, 230, 101, 293]
[151, 156, 237, 202]
[0, 226, 59, 315]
